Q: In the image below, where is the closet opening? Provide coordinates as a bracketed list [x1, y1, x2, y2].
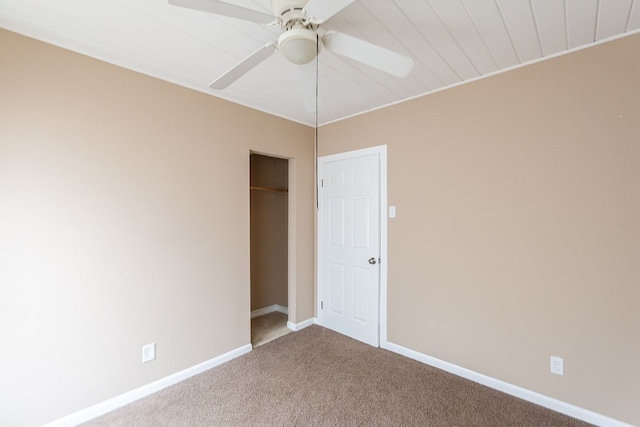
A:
[249, 153, 290, 347]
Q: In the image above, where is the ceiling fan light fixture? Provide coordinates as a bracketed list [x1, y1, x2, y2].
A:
[278, 27, 318, 65]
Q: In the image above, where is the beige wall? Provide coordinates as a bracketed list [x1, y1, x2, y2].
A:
[319, 34, 640, 425]
[250, 154, 288, 310]
[0, 29, 314, 426]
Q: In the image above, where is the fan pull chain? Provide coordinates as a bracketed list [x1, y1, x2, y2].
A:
[315, 33, 320, 211]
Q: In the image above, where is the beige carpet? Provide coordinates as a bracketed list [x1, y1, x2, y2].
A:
[84, 325, 591, 426]
[251, 311, 291, 347]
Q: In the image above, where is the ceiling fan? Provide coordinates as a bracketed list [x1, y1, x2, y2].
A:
[168, 0, 414, 111]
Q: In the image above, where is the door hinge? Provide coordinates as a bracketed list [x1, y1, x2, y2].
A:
[321, 179, 324, 188]
[321, 301, 324, 309]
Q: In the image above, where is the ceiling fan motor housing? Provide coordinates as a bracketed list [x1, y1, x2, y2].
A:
[272, 0, 308, 25]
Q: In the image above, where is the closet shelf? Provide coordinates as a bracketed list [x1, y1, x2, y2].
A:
[250, 186, 288, 193]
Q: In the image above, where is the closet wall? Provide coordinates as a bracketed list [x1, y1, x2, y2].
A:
[250, 154, 289, 312]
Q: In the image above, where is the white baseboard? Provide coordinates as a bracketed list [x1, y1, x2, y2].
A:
[251, 304, 288, 318]
[287, 317, 316, 331]
[44, 343, 253, 427]
[382, 340, 631, 427]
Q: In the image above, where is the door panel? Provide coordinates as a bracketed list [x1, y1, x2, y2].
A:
[353, 196, 370, 249]
[353, 267, 370, 322]
[329, 196, 345, 246]
[330, 263, 345, 314]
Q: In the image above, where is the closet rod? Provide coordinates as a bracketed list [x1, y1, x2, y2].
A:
[250, 186, 288, 193]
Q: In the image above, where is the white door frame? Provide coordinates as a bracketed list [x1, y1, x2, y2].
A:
[316, 145, 388, 346]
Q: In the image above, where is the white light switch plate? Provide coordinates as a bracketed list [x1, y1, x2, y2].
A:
[389, 206, 396, 218]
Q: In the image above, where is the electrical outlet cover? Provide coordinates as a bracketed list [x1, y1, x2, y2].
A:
[142, 343, 156, 363]
[550, 356, 563, 375]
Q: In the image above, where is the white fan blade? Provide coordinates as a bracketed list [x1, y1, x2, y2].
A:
[210, 43, 277, 89]
[322, 31, 414, 78]
[304, 0, 355, 23]
[169, 0, 275, 24]
[298, 61, 323, 112]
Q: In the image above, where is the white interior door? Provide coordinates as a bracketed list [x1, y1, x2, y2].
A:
[319, 149, 381, 347]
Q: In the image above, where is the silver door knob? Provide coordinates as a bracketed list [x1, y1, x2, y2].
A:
[368, 257, 377, 265]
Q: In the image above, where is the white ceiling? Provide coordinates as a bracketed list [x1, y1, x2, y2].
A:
[2, 0, 639, 126]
